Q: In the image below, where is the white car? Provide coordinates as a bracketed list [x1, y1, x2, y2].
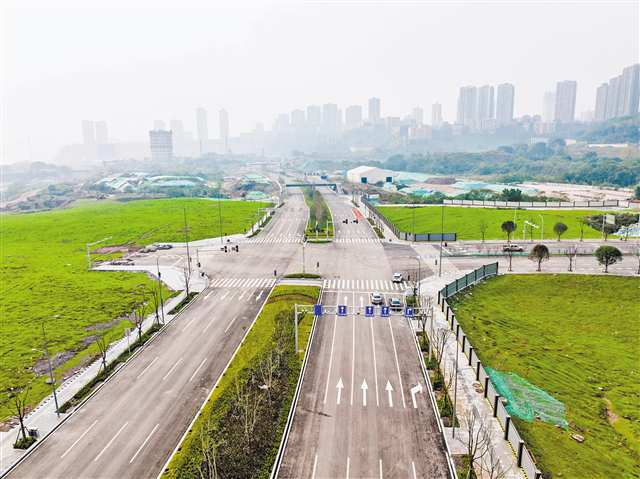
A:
[370, 292, 384, 305]
[392, 272, 403, 283]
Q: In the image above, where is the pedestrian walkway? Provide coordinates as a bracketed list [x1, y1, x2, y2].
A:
[334, 237, 382, 244]
[245, 234, 303, 244]
[208, 277, 277, 288]
[322, 278, 409, 291]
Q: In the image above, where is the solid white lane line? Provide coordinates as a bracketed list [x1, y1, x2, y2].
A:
[189, 358, 208, 382]
[322, 297, 339, 404]
[370, 315, 379, 407]
[346, 456, 350, 479]
[312, 454, 318, 479]
[411, 461, 417, 479]
[350, 291, 355, 406]
[379, 458, 383, 479]
[61, 420, 98, 458]
[129, 423, 159, 464]
[224, 315, 238, 333]
[137, 357, 158, 380]
[94, 422, 128, 462]
[162, 358, 183, 381]
[388, 317, 406, 408]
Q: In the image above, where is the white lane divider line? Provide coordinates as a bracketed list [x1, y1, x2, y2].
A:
[204, 290, 214, 300]
[94, 422, 128, 462]
[137, 357, 158, 380]
[379, 458, 383, 479]
[388, 317, 406, 408]
[370, 312, 379, 407]
[255, 290, 264, 301]
[189, 358, 208, 382]
[346, 456, 350, 479]
[224, 315, 238, 333]
[411, 461, 417, 479]
[202, 318, 215, 333]
[129, 423, 159, 464]
[61, 419, 98, 458]
[220, 291, 229, 301]
[322, 297, 339, 404]
[350, 294, 355, 406]
[162, 358, 183, 381]
[312, 453, 318, 479]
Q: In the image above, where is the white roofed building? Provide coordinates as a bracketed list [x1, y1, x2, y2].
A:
[346, 166, 396, 185]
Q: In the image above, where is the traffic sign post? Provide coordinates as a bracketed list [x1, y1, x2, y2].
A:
[381, 306, 390, 317]
[404, 307, 414, 318]
[338, 305, 347, 316]
[314, 304, 323, 316]
[365, 305, 374, 317]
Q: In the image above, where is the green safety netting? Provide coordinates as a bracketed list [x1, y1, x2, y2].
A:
[486, 367, 568, 428]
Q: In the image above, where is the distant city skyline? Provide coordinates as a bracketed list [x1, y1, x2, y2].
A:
[3, 1, 638, 164]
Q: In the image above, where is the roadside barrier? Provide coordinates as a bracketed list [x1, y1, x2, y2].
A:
[444, 198, 626, 208]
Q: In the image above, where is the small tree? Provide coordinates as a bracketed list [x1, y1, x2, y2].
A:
[150, 286, 162, 326]
[554, 222, 568, 241]
[95, 334, 109, 372]
[578, 216, 587, 242]
[564, 247, 577, 272]
[602, 223, 618, 241]
[479, 220, 488, 243]
[462, 409, 490, 479]
[7, 383, 31, 446]
[595, 245, 622, 273]
[506, 249, 513, 272]
[132, 290, 147, 342]
[433, 327, 452, 371]
[529, 244, 550, 271]
[501, 221, 516, 243]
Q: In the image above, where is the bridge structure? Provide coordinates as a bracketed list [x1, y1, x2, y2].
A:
[285, 183, 337, 190]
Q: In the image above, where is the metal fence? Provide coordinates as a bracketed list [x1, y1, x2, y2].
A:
[437, 264, 543, 479]
[362, 197, 457, 242]
[444, 198, 627, 208]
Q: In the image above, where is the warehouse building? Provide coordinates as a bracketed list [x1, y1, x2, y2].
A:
[346, 166, 396, 185]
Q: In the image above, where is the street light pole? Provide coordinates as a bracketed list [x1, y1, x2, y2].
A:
[40, 320, 60, 417]
[156, 258, 165, 324]
[217, 193, 223, 244]
[183, 207, 192, 279]
[438, 204, 444, 277]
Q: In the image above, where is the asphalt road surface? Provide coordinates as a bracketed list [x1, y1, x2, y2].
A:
[7, 190, 309, 479]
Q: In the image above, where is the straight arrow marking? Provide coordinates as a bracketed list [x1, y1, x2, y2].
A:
[410, 383, 423, 409]
[336, 377, 344, 405]
[361, 379, 368, 407]
[385, 380, 394, 408]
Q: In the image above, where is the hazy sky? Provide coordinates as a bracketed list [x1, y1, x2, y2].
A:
[2, 0, 638, 164]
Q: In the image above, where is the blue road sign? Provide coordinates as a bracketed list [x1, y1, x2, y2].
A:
[404, 307, 414, 317]
[338, 305, 347, 316]
[314, 304, 323, 316]
[381, 306, 390, 317]
[365, 305, 374, 317]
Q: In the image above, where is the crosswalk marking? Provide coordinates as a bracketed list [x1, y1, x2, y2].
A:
[208, 278, 276, 289]
[321, 279, 408, 291]
[334, 238, 382, 244]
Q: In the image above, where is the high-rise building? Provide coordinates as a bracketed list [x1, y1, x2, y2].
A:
[345, 105, 363, 129]
[81, 120, 95, 145]
[153, 120, 166, 130]
[605, 76, 621, 120]
[196, 108, 208, 154]
[456, 86, 477, 128]
[431, 103, 443, 128]
[621, 64, 640, 117]
[322, 103, 340, 131]
[594, 83, 609, 122]
[149, 130, 173, 162]
[274, 113, 290, 131]
[291, 109, 306, 127]
[554, 80, 577, 123]
[169, 119, 184, 140]
[306, 105, 321, 126]
[412, 107, 424, 125]
[219, 109, 229, 150]
[542, 91, 556, 123]
[496, 83, 515, 126]
[368, 97, 381, 123]
[94, 121, 108, 144]
[477, 85, 495, 128]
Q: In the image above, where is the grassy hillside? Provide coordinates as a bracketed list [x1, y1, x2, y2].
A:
[450, 274, 640, 478]
[0, 198, 268, 420]
[379, 205, 617, 241]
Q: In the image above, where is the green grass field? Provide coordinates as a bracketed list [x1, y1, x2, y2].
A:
[379, 206, 617, 241]
[450, 275, 640, 478]
[0, 198, 268, 421]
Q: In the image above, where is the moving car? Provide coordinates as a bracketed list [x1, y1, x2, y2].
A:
[392, 272, 403, 283]
[370, 292, 384, 305]
[155, 243, 173, 250]
[389, 297, 402, 310]
[502, 244, 524, 252]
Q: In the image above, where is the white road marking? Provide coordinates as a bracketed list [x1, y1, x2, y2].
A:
[182, 319, 195, 332]
[312, 454, 318, 479]
[346, 456, 350, 479]
[350, 292, 356, 406]
[189, 358, 208, 382]
[336, 377, 344, 405]
[410, 383, 423, 409]
[411, 461, 417, 479]
[224, 315, 238, 333]
[219, 291, 229, 300]
[238, 290, 246, 300]
[162, 358, 183, 381]
[94, 422, 128, 462]
[385, 380, 394, 408]
[370, 314, 379, 407]
[202, 318, 215, 333]
[129, 423, 159, 464]
[361, 379, 368, 407]
[379, 458, 383, 479]
[204, 290, 214, 300]
[387, 317, 406, 408]
[256, 290, 264, 301]
[137, 357, 158, 380]
[61, 420, 98, 458]
[322, 297, 339, 404]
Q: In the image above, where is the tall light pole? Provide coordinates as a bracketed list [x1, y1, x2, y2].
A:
[217, 193, 223, 244]
[438, 204, 444, 277]
[156, 258, 165, 324]
[183, 207, 192, 279]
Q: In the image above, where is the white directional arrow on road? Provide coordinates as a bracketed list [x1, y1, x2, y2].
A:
[385, 380, 394, 408]
[336, 378, 344, 405]
[410, 383, 423, 409]
[361, 379, 368, 407]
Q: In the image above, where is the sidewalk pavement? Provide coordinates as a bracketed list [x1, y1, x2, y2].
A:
[416, 268, 525, 479]
[0, 266, 203, 476]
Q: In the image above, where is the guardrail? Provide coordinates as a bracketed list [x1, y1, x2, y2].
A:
[437, 264, 543, 479]
[361, 197, 457, 242]
[444, 198, 627, 208]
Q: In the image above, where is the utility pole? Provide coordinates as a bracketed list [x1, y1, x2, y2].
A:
[183, 207, 192, 279]
[294, 305, 300, 353]
[40, 320, 60, 417]
[302, 241, 306, 273]
[452, 332, 459, 438]
[156, 258, 165, 324]
[438, 204, 444, 277]
[217, 193, 223, 244]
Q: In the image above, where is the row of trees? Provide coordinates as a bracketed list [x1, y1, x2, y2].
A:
[526, 244, 626, 273]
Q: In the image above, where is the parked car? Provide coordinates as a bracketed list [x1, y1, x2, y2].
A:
[370, 292, 384, 305]
[502, 244, 524, 252]
[392, 272, 403, 283]
[389, 297, 402, 310]
[155, 243, 173, 250]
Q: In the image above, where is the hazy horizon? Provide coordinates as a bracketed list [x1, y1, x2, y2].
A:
[2, 0, 638, 165]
